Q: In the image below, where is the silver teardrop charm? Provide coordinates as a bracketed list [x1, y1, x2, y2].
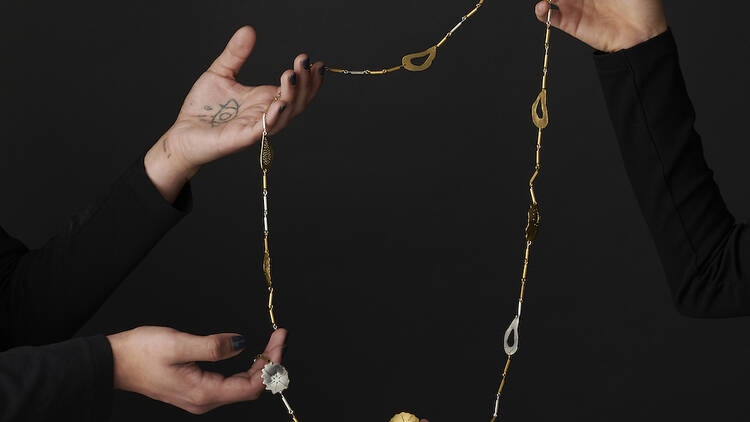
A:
[503, 315, 520, 356]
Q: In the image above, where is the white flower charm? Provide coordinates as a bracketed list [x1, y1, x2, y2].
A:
[261, 363, 290, 395]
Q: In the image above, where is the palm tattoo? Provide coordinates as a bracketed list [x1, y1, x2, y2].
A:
[199, 99, 241, 127]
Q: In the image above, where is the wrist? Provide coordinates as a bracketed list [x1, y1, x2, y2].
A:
[107, 331, 130, 391]
[144, 131, 199, 203]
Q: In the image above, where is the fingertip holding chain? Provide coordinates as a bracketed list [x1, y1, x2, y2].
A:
[324, 0, 485, 75]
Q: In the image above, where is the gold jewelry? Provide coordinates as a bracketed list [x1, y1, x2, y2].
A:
[390, 412, 420, 422]
[325, 0, 485, 75]
[255, 2, 556, 420]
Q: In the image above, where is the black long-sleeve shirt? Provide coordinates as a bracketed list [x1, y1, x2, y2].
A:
[595, 29, 750, 318]
[0, 156, 191, 420]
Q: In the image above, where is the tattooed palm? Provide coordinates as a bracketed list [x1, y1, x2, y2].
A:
[162, 26, 325, 172]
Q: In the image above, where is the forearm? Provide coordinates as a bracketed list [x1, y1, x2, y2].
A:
[595, 29, 750, 317]
[0, 336, 113, 421]
[0, 153, 191, 347]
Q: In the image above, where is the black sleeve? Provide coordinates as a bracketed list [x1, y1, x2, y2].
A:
[594, 29, 750, 318]
[0, 335, 113, 421]
[0, 154, 192, 349]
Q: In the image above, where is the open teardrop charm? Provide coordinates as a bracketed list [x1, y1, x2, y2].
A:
[503, 315, 520, 356]
[260, 134, 274, 171]
[401, 45, 437, 72]
[531, 89, 549, 129]
[525, 203, 541, 242]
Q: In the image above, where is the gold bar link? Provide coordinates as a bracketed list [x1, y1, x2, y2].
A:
[292, 414, 300, 422]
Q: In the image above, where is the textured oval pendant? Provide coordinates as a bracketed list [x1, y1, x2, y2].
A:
[402, 46, 437, 72]
[531, 89, 549, 129]
[390, 412, 420, 422]
[503, 315, 520, 356]
[262, 252, 272, 286]
[260, 136, 274, 171]
[525, 203, 541, 242]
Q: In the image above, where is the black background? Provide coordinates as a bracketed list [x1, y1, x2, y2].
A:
[1, 1, 749, 421]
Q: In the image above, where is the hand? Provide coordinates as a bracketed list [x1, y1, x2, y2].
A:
[534, 0, 668, 52]
[145, 25, 325, 202]
[107, 326, 286, 414]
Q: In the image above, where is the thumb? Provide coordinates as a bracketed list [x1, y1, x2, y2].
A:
[207, 25, 257, 79]
[173, 332, 247, 363]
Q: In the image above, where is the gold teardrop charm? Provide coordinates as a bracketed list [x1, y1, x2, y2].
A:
[262, 252, 272, 286]
[531, 88, 549, 129]
[401, 45, 437, 72]
[525, 203, 541, 242]
[260, 134, 274, 171]
[390, 413, 419, 422]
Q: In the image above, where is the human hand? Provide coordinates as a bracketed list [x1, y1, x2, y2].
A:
[107, 326, 286, 414]
[145, 25, 325, 202]
[533, 0, 667, 52]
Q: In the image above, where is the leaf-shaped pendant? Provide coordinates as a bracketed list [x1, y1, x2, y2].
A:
[262, 252, 272, 286]
[390, 413, 420, 422]
[260, 134, 274, 171]
[503, 315, 520, 356]
[525, 203, 541, 242]
[402, 46, 437, 72]
[531, 89, 549, 129]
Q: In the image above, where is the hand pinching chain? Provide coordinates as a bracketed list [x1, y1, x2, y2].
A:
[325, 0, 485, 75]
[490, 4, 552, 421]
[258, 111, 301, 422]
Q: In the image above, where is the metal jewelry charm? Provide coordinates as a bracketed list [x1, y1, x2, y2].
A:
[262, 362, 291, 395]
[390, 413, 420, 422]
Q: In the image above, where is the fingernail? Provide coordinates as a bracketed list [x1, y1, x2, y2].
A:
[319, 66, 326, 76]
[290, 72, 297, 86]
[303, 58, 311, 70]
[279, 104, 287, 113]
[231, 335, 246, 351]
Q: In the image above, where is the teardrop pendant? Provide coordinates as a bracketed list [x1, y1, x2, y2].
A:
[531, 89, 549, 129]
[503, 315, 520, 356]
[401, 46, 438, 72]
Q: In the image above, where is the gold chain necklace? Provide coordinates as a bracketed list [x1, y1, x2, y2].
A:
[253, 2, 554, 420]
[325, 0, 485, 75]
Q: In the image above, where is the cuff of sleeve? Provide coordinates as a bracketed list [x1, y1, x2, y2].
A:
[122, 153, 193, 222]
[593, 28, 677, 73]
[82, 335, 114, 421]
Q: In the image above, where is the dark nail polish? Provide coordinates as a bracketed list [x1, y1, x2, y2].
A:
[290, 72, 297, 86]
[319, 66, 326, 76]
[550, 3, 559, 10]
[231, 335, 246, 351]
[279, 104, 287, 113]
[303, 58, 311, 70]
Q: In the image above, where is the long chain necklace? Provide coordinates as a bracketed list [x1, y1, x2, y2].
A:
[252, 2, 554, 421]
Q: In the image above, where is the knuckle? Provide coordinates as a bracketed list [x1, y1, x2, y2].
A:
[206, 336, 223, 361]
